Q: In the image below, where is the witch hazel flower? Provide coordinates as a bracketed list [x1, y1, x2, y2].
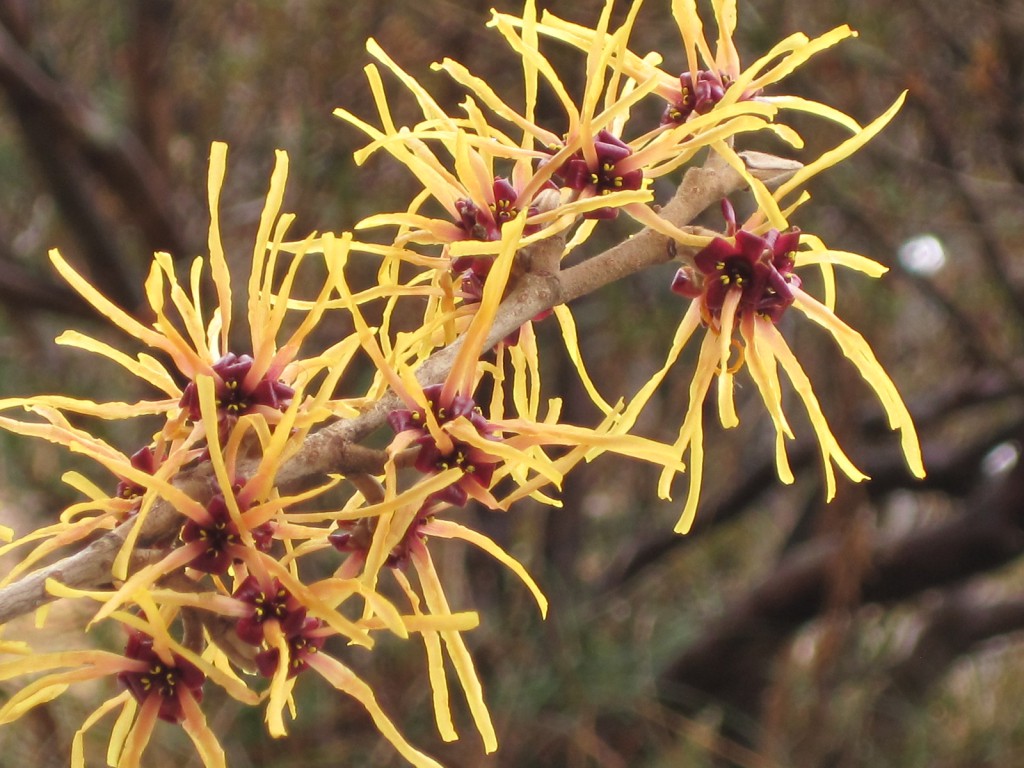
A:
[448, 175, 556, 337]
[336, 41, 570, 254]
[11, 140, 343, 456]
[388, 383, 501, 508]
[88, 375, 331, 622]
[0, 619, 256, 768]
[253, 615, 326, 680]
[616, 196, 924, 534]
[662, 69, 733, 125]
[452, 175, 557, 243]
[324, 495, 546, 754]
[0, 411, 199, 593]
[167, 557, 447, 767]
[179, 352, 295, 429]
[115, 445, 161, 508]
[233, 574, 310, 647]
[529, 1, 859, 140]
[430, 1, 662, 229]
[117, 629, 206, 725]
[671, 199, 802, 325]
[178, 489, 275, 575]
[550, 129, 644, 219]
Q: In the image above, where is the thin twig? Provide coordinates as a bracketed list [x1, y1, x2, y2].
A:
[0, 154, 748, 627]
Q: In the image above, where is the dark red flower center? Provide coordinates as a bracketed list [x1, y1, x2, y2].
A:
[677, 227, 802, 323]
[180, 491, 273, 574]
[179, 352, 294, 423]
[454, 176, 552, 242]
[672, 199, 802, 324]
[233, 575, 306, 645]
[551, 130, 643, 220]
[330, 512, 431, 569]
[662, 70, 730, 125]
[114, 445, 158, 507]
[118, 631, 204, 723]
[387, 384, 500, 507]
[254, 617, 326, 679]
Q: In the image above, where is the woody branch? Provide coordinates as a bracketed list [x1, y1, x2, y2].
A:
[0, 153, 762, 628]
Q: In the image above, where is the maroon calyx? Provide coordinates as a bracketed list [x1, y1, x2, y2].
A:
[118, 630, 205, 724]
[387, 384, 500, 507]
[179, 491, 273, 575]
[179, 352, 294, 424]
[329, 509, 432, 569]
[232, 575, 307, 646]
[673, 199, 802, 324]
[114, 445, 159, 510]
[450, 256, 552, 346]
[254, 617, 326, 679]
[454, 176, 555, 243]
[662, 70, 730, 125]
[553, 130, 643, 219]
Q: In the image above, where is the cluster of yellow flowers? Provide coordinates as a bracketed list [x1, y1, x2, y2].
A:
[0, 2, 923, 766]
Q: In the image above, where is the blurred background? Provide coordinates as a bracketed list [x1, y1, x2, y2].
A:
[1, 1, 1023, 766]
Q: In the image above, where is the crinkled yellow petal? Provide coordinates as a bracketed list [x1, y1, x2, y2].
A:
[490, 11, 578, 127]
[746, 26, 857, 94]
[509, 319, 540, 421]
[760, 320, 869, 499]
[180, 692, 226, 768]
[206, 142, 233, 355]
[0, 649, 126, 682]
[616, 301, 702, 441]
[711, 0, 739, 74]
[765, 122, 805, 149]
[248, 149, 290, 346]
[117, 692, 160, 768]
[645, 114, 773, 179]
[412, 545, 497, 753]
[716, 289, 741, 428]
[252, 215, 301, 378]
[627, 203, 713, 247]
[761, 95, 861, 133]
[743, 314, 795, 484]
[367, 39, 449, 124]
[108, 694, 137, 767]
[446, 211, 527, 399]
[671, 0, 711, 76]
[665, 331, 719, 532]
[72, 692, 130, 768]
[504, 418, 686, 472]
[48, 249, 195, 371]
[0, 394, 171, 420]
[307, 651, 445, 768]
[56, 330, 178, 396]
[393, 568, 457, 742]
[776, 91, 907, 205]
[432, 58, 558, 147]
[797, 234, 888, 278]
[428, 519, 548, 617]
[793, 289, 924, 478]
[59, 468, 112, 505]
[0, 638, 30, 654]
[0, 681, 69, 723]
[153, 251, 211, 362]
[263, 624, 294, 738]
[144, 259, 211, 380]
